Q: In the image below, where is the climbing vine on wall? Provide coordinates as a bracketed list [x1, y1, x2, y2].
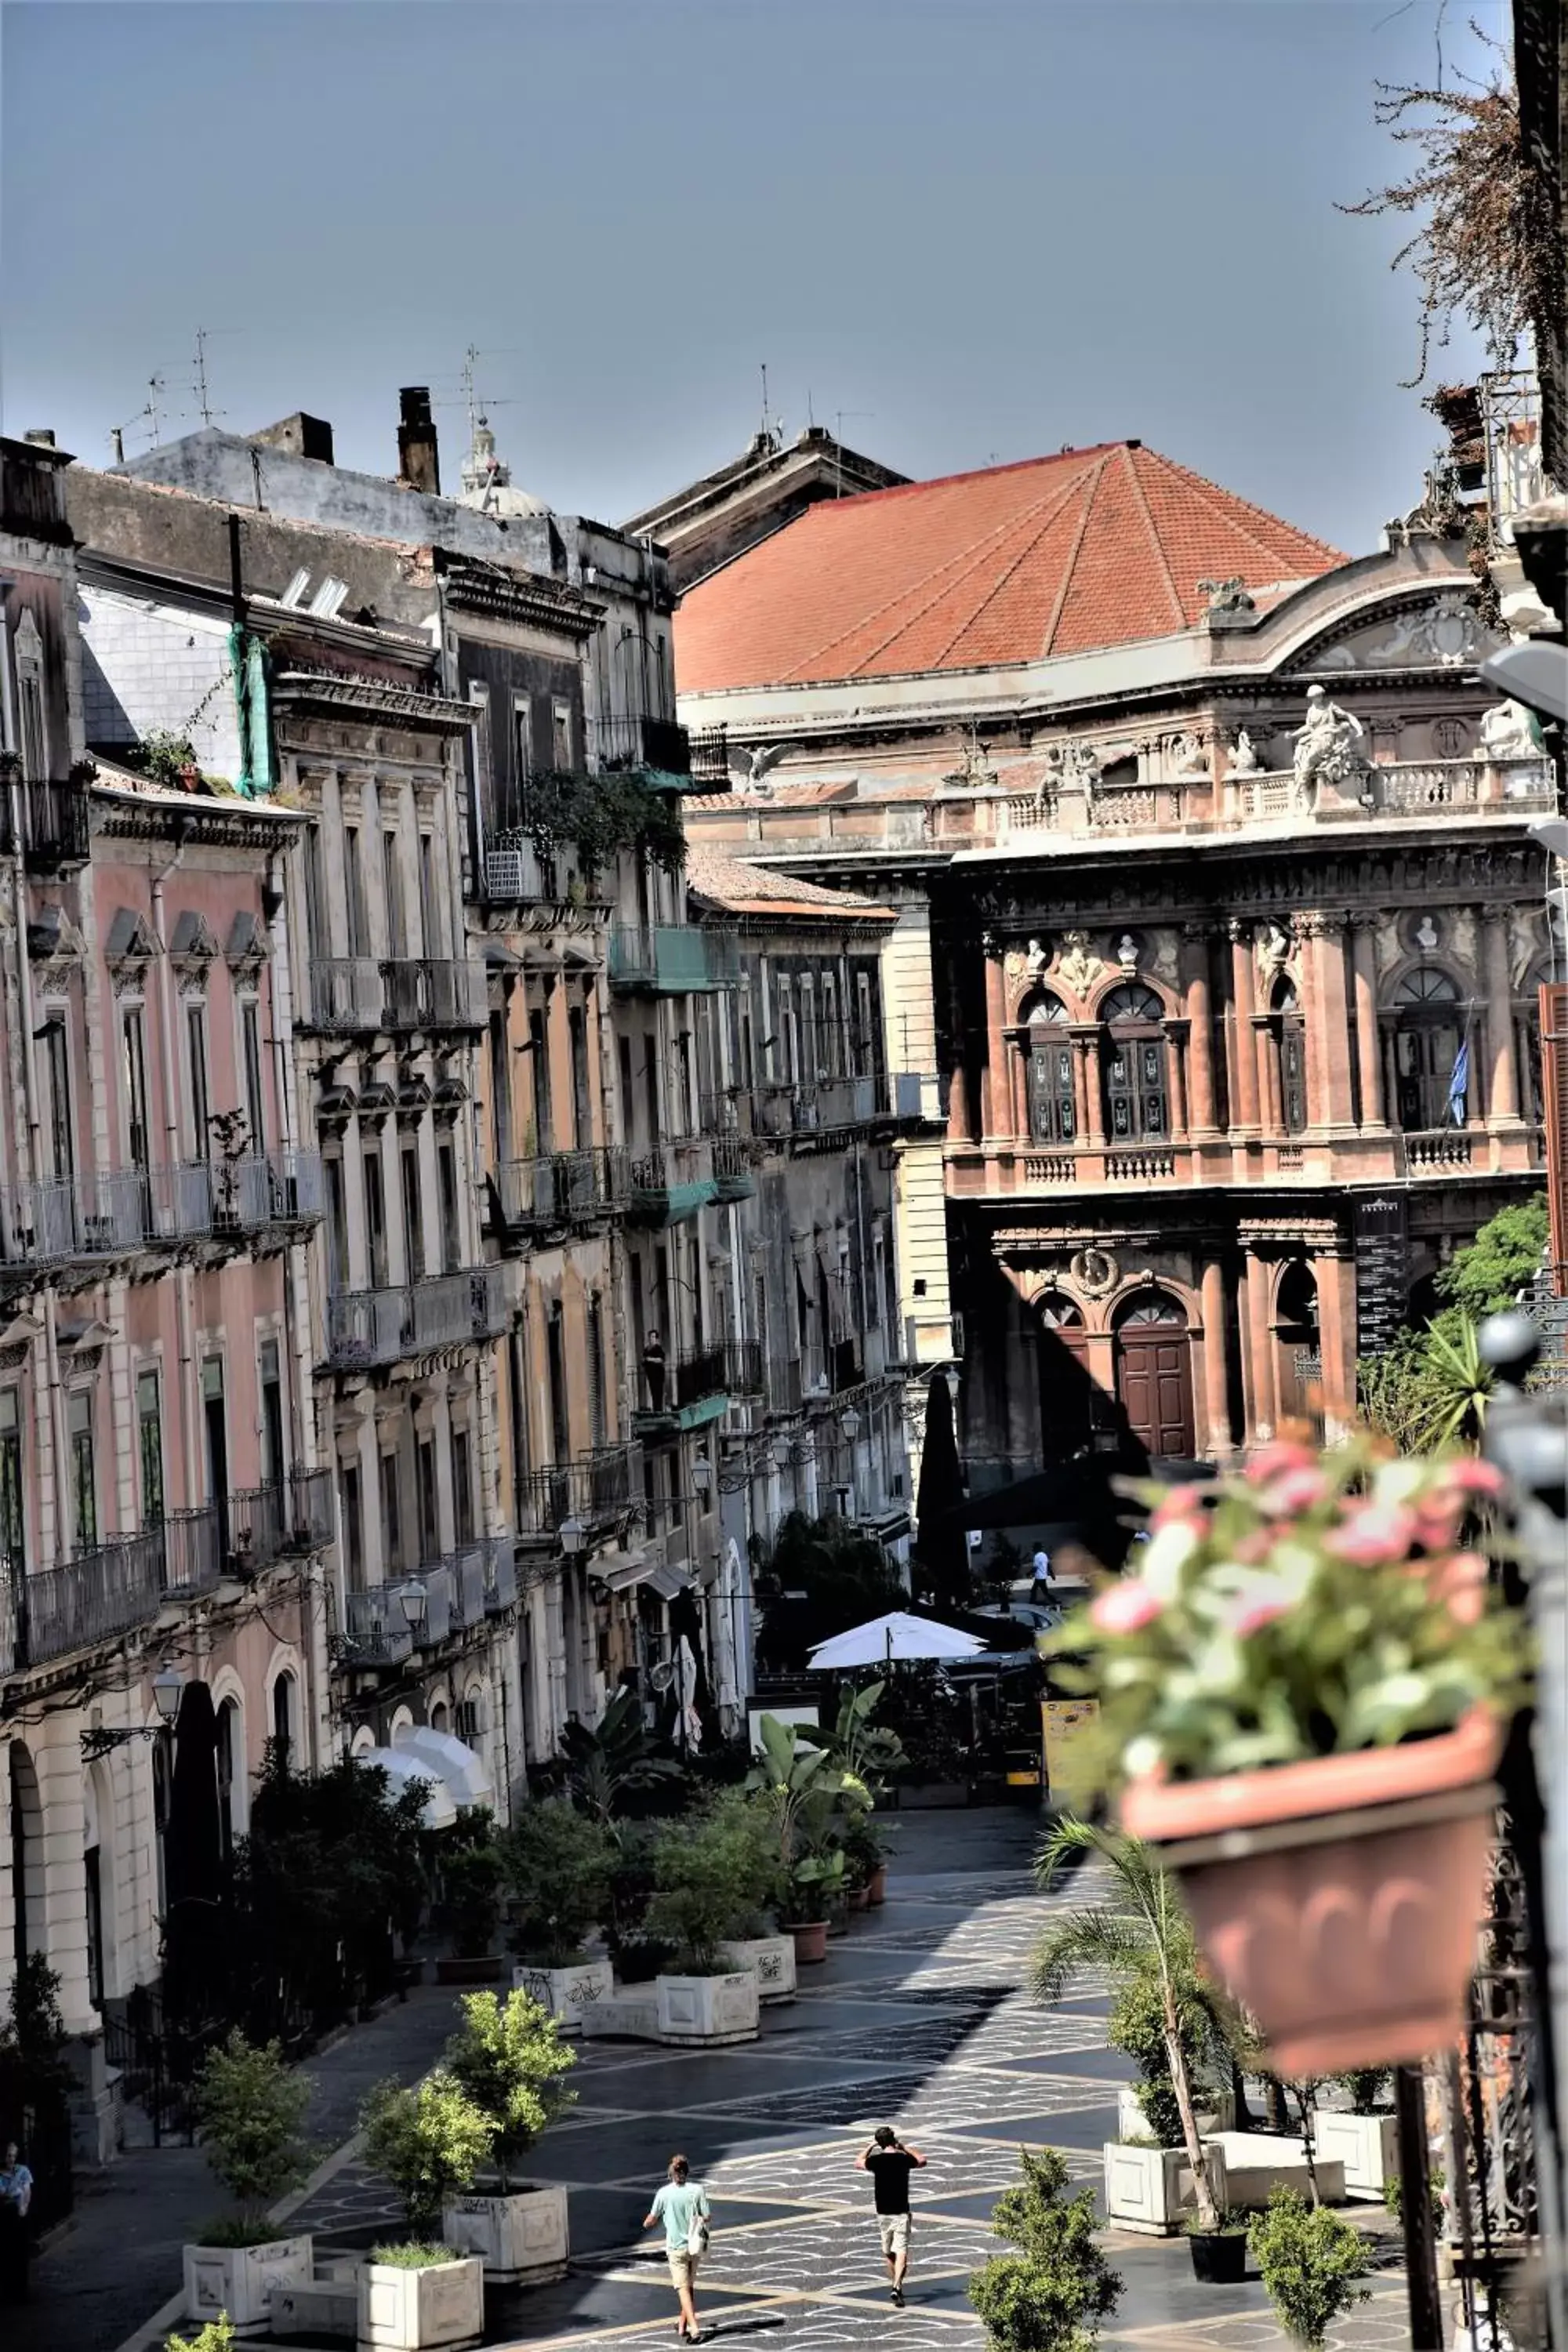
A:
[517, 766, 686, 883]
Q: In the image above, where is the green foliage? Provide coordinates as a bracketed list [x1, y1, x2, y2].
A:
[557, 1687, 681, 1824]
[1385, 2163, 1443, 2228]
[1051, 1440, 1529, 1787]
[746, 1715, 852, 1924]
[127, 728, 200, 787]
[369, 2241, 462, 2269]
[517, 765, 686, 884]
[193, 2215, 303, 2249]
[823, 1679, 907, 1807]
[1107, 1972, 1214, 2151]
[503, 1799, 616, 1965]
[165, 2318, 237, 2352]
[644, 1791, 782, 1969]
[192, 2031, 313, 2223]
[968, 2147, 1122, 2352]
[360, 2072, 494, 2236]
[1359, 1200, 1548, 1447]
[1337, 2070, 1392, 2116]
[1436, 1197, 1549, 1318]
[1248, 2187, 1370, 2347]
[753, 1512, 906, 1673]
[441, 1990, 576, 2189]
[441, 1814, 507, 1956]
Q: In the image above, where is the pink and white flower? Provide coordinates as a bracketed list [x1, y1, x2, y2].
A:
[1090, 1581, 1165, 1635]
[1243, 1440, 1316, 1486]
[1328, 1501, 1419, 1566]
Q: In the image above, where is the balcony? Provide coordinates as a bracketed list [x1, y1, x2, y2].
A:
[634, 1341, 731, 1434]
[491, 1147, 629, 1240]
[6, 1529, 168, 1671]
[413, 1536, 514, 1629]
[303, 957, 487, 1036]
[712, 1134, 755, 1201]
[3, 1151, 325, 1269]
[688, 726, 731, 793]
[588, 713, 692, 779]
[1, 775, 94, 871]
[477, 830, 610, 913]
[227, 1468, 336, 1573]
[161, 1504, 225, 1599]
[325, 1267, 507, 1370]
[342, 1575, 436, 1667]
[608, 925, 739, 994]
[1399, 1127, 1476, 1172]
[628, 1140, 718, 1225]
[766, 1355, 805, 1415]
[516, 1442, 644, 1541]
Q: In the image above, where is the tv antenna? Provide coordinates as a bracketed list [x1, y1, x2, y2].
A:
[758, 362, 782, 452]
[831, 410, 874, 495]
[111, 372, 168, 458]
[430, 344, 522, 439]
[189, 326, 237, 428]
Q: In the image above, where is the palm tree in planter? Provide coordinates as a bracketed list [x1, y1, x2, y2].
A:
[746, 1713, 848, 1964]
[1032, 1820, 1230, 2241]
[358, 2073, 492, 2352]
[182, 2031, 315, 2338]
[502, 1800, 617, 2031]
[437, 1989, 576, 2281]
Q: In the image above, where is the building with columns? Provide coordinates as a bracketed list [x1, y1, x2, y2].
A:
[671, 438, 1555, 1480]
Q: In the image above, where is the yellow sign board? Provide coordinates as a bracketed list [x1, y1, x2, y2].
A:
[1041, 1698, 1101, 1811]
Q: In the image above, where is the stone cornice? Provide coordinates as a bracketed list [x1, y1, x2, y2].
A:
[270, 670, 474, 733]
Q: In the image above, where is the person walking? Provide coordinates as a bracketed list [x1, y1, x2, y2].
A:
[858, 2124, 926, 2306]
[1029, 1547, 1052, 1605]
[0, 2139, 34, 2304]
[643, 2152, 711, 2343]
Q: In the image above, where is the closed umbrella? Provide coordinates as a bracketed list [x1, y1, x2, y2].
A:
[807, 1610, 987, 1670]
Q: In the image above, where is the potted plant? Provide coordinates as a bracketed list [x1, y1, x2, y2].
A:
[358, 2073, 491, 2350]
[746, 1714, 847, 1964]
[968, 2147, 1122, 2352]
[1184, 2208, 1250, 2285]
[700, 1788, 799, 2002]
[1314, 2071, 1399, 2201]
[503, 1801, 615, 2030]
[1034, 1820, 1232, 2237]
[439, 1990, 576, 2281]
[842, 1812, 894, 1907]
[645, 1804, 763, 2045]
[1053, 1442, 1529, 2075]
[435, 1814, 508, 1986]
[165, 2321, 238, 2352]
[181, 2031, 314, 2338]
[1247, 2185, 1370, 2346]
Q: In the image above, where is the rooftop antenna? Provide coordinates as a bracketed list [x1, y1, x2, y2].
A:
[191, 327, 230, 428]
[759, 363, 781, 452]
[112, 372, 167, 456]
[831, 409, 873, 495]
[145, 372, 166, 447]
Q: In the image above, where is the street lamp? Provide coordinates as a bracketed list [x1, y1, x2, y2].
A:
[770, 1433, 793, 1470]
[398, 1579, 428, 1634]
[691, 1451, 713, 1500]
[152, 1662, 183, 1726]
[839, 1406, 862, 1443]
[81, 1662, 184, 1760]
[559, 1515, 586, 1557]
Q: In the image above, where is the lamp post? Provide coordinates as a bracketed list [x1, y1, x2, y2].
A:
[81, 1662, 184, 1761]
[398, 1578, 428, 1638]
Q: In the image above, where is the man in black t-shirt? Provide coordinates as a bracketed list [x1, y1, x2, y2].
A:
[858, 2125, 927, 2305]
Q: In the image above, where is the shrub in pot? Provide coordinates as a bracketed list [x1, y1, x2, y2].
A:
[182, 2031, 315, 2336]
[165, 2319, 238, 2352]
[644, 1801, 765, 2042]
[1247, 2186, 1369, 2347]
[358, 2074, 491, 2350]
[745, 1713, 848, 1959]
[968, 2147, 1122, 2352]
[438, 1989, 576, 2280]
[439, 1813, 507, 1968]
[503, 1800, 616, 2026]
[1185, 2207, 1250, 2285]
[1051, 1441, 1530, 2074]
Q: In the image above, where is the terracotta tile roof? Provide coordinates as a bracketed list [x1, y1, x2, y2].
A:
[686, 844, 892, 921]
[676, 441, 1344, 691]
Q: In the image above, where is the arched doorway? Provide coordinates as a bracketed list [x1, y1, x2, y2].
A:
[1099, 985, 1169, 1142]
[1114, 1293, 1194, 1461]
[8, 1741, 42, 1972]
[1273, 1261, 1321, 1433]
[1391, 968, 1465, 1131]
[1033, 1293, 1092, 1461]
[1025, 995, 1076, 1145]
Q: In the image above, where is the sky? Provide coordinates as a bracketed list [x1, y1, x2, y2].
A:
[1, 0, 1510, 559]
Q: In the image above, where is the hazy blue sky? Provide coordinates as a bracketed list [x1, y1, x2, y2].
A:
[2, 1, 1507, 556]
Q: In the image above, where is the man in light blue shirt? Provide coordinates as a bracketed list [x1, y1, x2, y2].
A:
[644, 2152, 711, 2342]
[0, 2140, 33, 2304]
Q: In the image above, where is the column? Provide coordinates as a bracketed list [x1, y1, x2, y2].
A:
[1227, 921, 1260, 1132]
[1254, 1014, 1283, 1135]
[1349, 916, 1385, 1128]
[1312, 1250, 1358, 1443]
[1010, 1035, 1029, 1143]
[34, 1733, 95, 2034]
[1200, 1258, 1232, 1457]
[1166, 1021, 1189, 1142]
[1305, 913, 1355, 1129]
[1072, 1027, 1106, 1148]
[1482, 903, 1520, 1121]
[1242, 1250, 1277, 1444]
[1183, 927, 1218, 1133]
[981, 938, 1008, 1142]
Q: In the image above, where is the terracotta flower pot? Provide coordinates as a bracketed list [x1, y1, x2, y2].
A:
[787, 1918, 829, 1965]
[866, 1866, 887, 1907]
[1121, 1708, 1502, 2078]
[847, 1885, 869, 1913]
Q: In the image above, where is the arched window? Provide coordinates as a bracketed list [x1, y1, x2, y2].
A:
[1392, 968, 1465, 1131]
[1517, 974, 1548, 1127]
[1271, 978, 1308, 1134]
[271, 1670, 296, 1763]
[1100, 985, 1167, 1143]
[216, 1698, 238, 1864]
[1025, 994, 1075, 1145]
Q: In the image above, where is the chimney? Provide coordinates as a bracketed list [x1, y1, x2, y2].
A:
[24, 429, 56, 447]
[397, 387, 440, 496]
[252, 412, 335, 465]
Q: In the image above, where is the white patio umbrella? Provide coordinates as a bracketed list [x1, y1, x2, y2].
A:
[806, 1610, 987, 1671]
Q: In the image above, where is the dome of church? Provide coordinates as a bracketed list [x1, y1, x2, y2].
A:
[458, 419, 548, 519]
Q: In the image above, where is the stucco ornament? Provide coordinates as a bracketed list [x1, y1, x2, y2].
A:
[1115, 932, 1140, 973]
[1229, 728, 1261, 776]
[1025, 937, 1048, 978]
[727, 742, 792, 793]
[1290, 687, 1367, 804]
[1171, 731, 1210, 777]
[1479, 699, 1541, 761]
[1073, 1246, 1118, 1299]
[1057, 931, 1103, 996]
[1256, 919, 1292, 975]
[1319, 592, 1490, 672]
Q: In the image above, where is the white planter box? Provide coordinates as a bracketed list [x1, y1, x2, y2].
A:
[183, 2235, 314, 2336]
[1213, 2131, 1347, 2209]
[1103, 2143, 1229, 2236]
[655, 1969, 760, 2046]
[358, 2253, 485, 2351]
[581, 1984, 662, 2041]
[719, 1936, 797, 2004]
[1116, 2085, 1233, 2141]
[1312, 2112, 1399, 2201]
[441, 2183, 569, 2282]
[512, 1959, 614, 2035]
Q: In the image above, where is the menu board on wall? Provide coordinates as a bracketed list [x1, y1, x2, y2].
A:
[1353, 1191, 1410, 1357]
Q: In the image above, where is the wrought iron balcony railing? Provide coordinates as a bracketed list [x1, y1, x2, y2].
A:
[608, 925, 739, 993]
[325, 1267, 507, 1370]
[629, 1139, 717, 1225]
[304, 958, 487, 1035]
[516, 1442, 644, 1539]
[587, 713, 691, 776]
[5, 1529, 169, 1671]
[227, 1468, 336, 1573]
[5, 1151, 325, 1266]
[1, 775, 94, 870]
[492, 1147, 628, 1236]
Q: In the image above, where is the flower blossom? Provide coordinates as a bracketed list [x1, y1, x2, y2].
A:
[1437, 1459, 1506, 1500]
[1428, 1549, 1488, 1624]
[1329, 1501, 1419, 1566]
[1259, 1465, 1330, 1517]
[1151, 1483, 1208, 1531]
[1243, 1440, 1316, 1486]
[1090, 1581, 1165, 1635]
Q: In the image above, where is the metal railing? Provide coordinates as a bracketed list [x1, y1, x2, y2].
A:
[688, 725, 730, 793]
[630, 1138, 716, 1214]
[712, 1134, 754, 1192]
[162, 1504, 224, 1599]
[305, 957, 487, 1034]
[15, 776, 93, 869]
[325, 1267, 507, 1369]
[5, 1150, 324, 1265]
[767, 1354, 805, 1414]
[587, 713, 691, 775]
[516, 1441, 644, 1537]
[228, 1468, 336, 1573]
[493, 1146, 628, 1232]
[10, 1530, 169, 1668]
[608, 925, 739, 991]
[724, 1337, 764, 1395]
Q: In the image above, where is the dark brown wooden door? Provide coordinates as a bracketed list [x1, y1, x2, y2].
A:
[1116, 1333, 1194, 1460]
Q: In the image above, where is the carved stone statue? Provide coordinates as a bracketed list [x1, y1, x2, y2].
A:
[1290, 686, 1367, 803]
[1171, 731, 1210, 777]
[1229, 728, 1261, 777]
[1116, 932, 1140, 972]
[1256, 919, 1291, 973]
[1025, 937, 1048, 977]
[1057, 931, 1102, 997]
[1479, 699, 1540, 762]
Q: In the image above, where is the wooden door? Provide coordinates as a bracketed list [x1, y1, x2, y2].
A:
[1116, 1331, 1194, 1461]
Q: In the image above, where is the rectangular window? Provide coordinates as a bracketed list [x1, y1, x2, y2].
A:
[529, 1007, 552, 1151]
[0, 1389, 25, 1566]
[619, 1036, 636, 1151]
[587, 1295, 606, 1447]
[401, 1142, 425, 1282]
[344, 826, 368, 957]
[383, 830, 406, 958]
[379, 1448, 403, 1577]
[488, 1011, 512, 1166]
[70, 1389, 97, 1552]
[343, 1464, 365, 1593]
[186, 1004, 210, 1160]
[416, 1437, 438, 1566]
[18, 670, 47, 784]
[452, 1428, 474, 1544]
[241, 1000, 266, 1152]
[122, 1006, 151, 1173]
[42, 1015, 73, 1179]
[438, 1142, 460, 1273]
[419, 833, 438, 958]
[551, 699, 573, 769]
[324, 1153, 347, 1293]
[856, 972, 875, 1076]
[137, 1370, 163, 1526]
[303, 825, 327, 961]
[364, 1150, 388, 1288]
[513, 695, 533, 784]
[260, 1338, 285, 1490]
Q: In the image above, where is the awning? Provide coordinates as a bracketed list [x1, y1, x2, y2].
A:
[361, 1745, 459, 1829]
[393, 1726, 494, 1811]
[597, 1554, 695, 1602]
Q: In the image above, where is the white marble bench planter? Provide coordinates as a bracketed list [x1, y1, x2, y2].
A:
[655, 1969, 760, 2045]
[512, 1959, 615, 2035]
[441, 2183, 569, 2283]
[357, 2252, 485, 2351]
[1103, 2143, 1229, 2235]
[718, 1936, 797, 2004]
[580, 1983, 663, 2041]
[183, 2234, 314, 2337]
[1312, 2112, 1399, 2201]
[1213, 2131, 1347, 2209]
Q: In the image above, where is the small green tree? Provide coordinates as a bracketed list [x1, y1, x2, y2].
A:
[969, 2147, 1121, 2352]
[1436, 1196, 1549, 1317]
[1248, 2187, 1370, 2347]
[165, 2319, 237, 2352]
[503, 1799, 616, 1964]
[360, 2072, 494, 2238]
[644, 1791, 782, 1969]
[441, 1991, 576, 2190]
[191, 2031, 314, 2234]
[441, 1815, 507, 1956]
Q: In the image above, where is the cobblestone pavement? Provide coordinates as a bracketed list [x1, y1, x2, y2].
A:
[34, 1802, 1413, 2352]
